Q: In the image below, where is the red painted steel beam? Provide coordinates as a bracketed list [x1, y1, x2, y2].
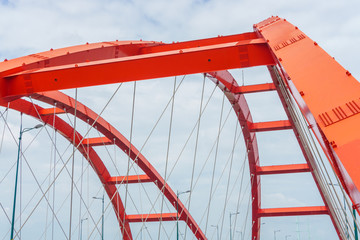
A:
[256, 16, 360, 212]
[107, 175, 152, 184]
[249, 120, 292, 132]
[83, 137, 113, 147]
[126, 213, 177, 223]
[234, 83, 276, 94]
[38, 107, 65, 115]
[258, 206, 328, 217]
[0, 36, 274, 99]
[257, 164, 310, 175]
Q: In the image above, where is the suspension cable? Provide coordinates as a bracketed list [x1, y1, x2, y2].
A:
[158, 76, 177, 239]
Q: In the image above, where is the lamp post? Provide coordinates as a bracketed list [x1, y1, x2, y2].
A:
[10, 123, 43, 240]
[80, 218, 88, 240]
[177, 190, 190, 240]
[211, 225, 219, 240]
[93, 194, 104, 240]
[230, 211, 240, 240]
[274, 230, 280, 240]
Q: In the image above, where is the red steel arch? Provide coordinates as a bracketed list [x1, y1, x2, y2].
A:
[1, 16, 359, 239]
[1, 93, 206, 239]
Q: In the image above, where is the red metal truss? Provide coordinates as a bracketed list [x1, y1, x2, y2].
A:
[256, 164, 310, 175]
[234, 83, 276, 94]
[249, 120, 292, 132]
[258, 206, 328, 217]
[126, 213, 177, 223]
[83, 137, 113, 147]
[107, 175, 152, 184]
[38, 107, 65, 115]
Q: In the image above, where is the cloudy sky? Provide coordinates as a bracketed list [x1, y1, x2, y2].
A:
[0, 0, 359, 240]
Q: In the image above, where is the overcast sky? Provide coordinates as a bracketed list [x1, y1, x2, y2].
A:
[0, 0, 359, 240]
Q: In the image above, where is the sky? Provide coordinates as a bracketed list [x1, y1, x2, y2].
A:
[0, 0, 360, 240]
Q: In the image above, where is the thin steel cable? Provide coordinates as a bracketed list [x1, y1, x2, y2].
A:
[51, 104, 57, 240]
[45, 106, 56, 240]
[184, 75, 206, 240]
[220, 111, 239, 238]
[19, 113, 23, 240]
[52, 128, 57, 240]
[122, 81, 137, 239]
[232, 140, 249, 239]
[69, 88, 78, 240]
[158, 76, 177, 239]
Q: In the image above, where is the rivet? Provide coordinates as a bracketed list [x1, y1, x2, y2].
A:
[300, 91, 305, 96]
[284, 19, 287, 21]
[279, 58, 282, 62]
[295, 26, 298, 30]
[4, 59, 8, 62]
[346, 71, 351, 76]
[208, 59, 211, 62]
[179, 50, 183, 53]
[75, 64, 78, 67]
[116, 39, 118, 42]
[266, 39, 270, 42]
[86, 42, 89, 45]
[22, 63, 25, 66]
[140, 39, 142, 41]
[314, 42, 318, 46]
[66, 51, 70, 55]
[50, 48, 53, 51]
[54, 78, 58, 82]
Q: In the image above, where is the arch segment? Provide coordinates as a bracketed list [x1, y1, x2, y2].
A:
[12, 90, 206, 239]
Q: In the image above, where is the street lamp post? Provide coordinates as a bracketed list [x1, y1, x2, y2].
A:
[177, 190, 190, 240]
[80, 218, 88, 240]
[273, 229, 280, 240]
[211, 225, 219, 240]
[10, 123, 43, 240]
[230, 211, 240, 240]
[93, 194, 104, 240]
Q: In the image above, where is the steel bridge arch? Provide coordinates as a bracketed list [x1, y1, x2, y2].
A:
[1, 16, 360, 240]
